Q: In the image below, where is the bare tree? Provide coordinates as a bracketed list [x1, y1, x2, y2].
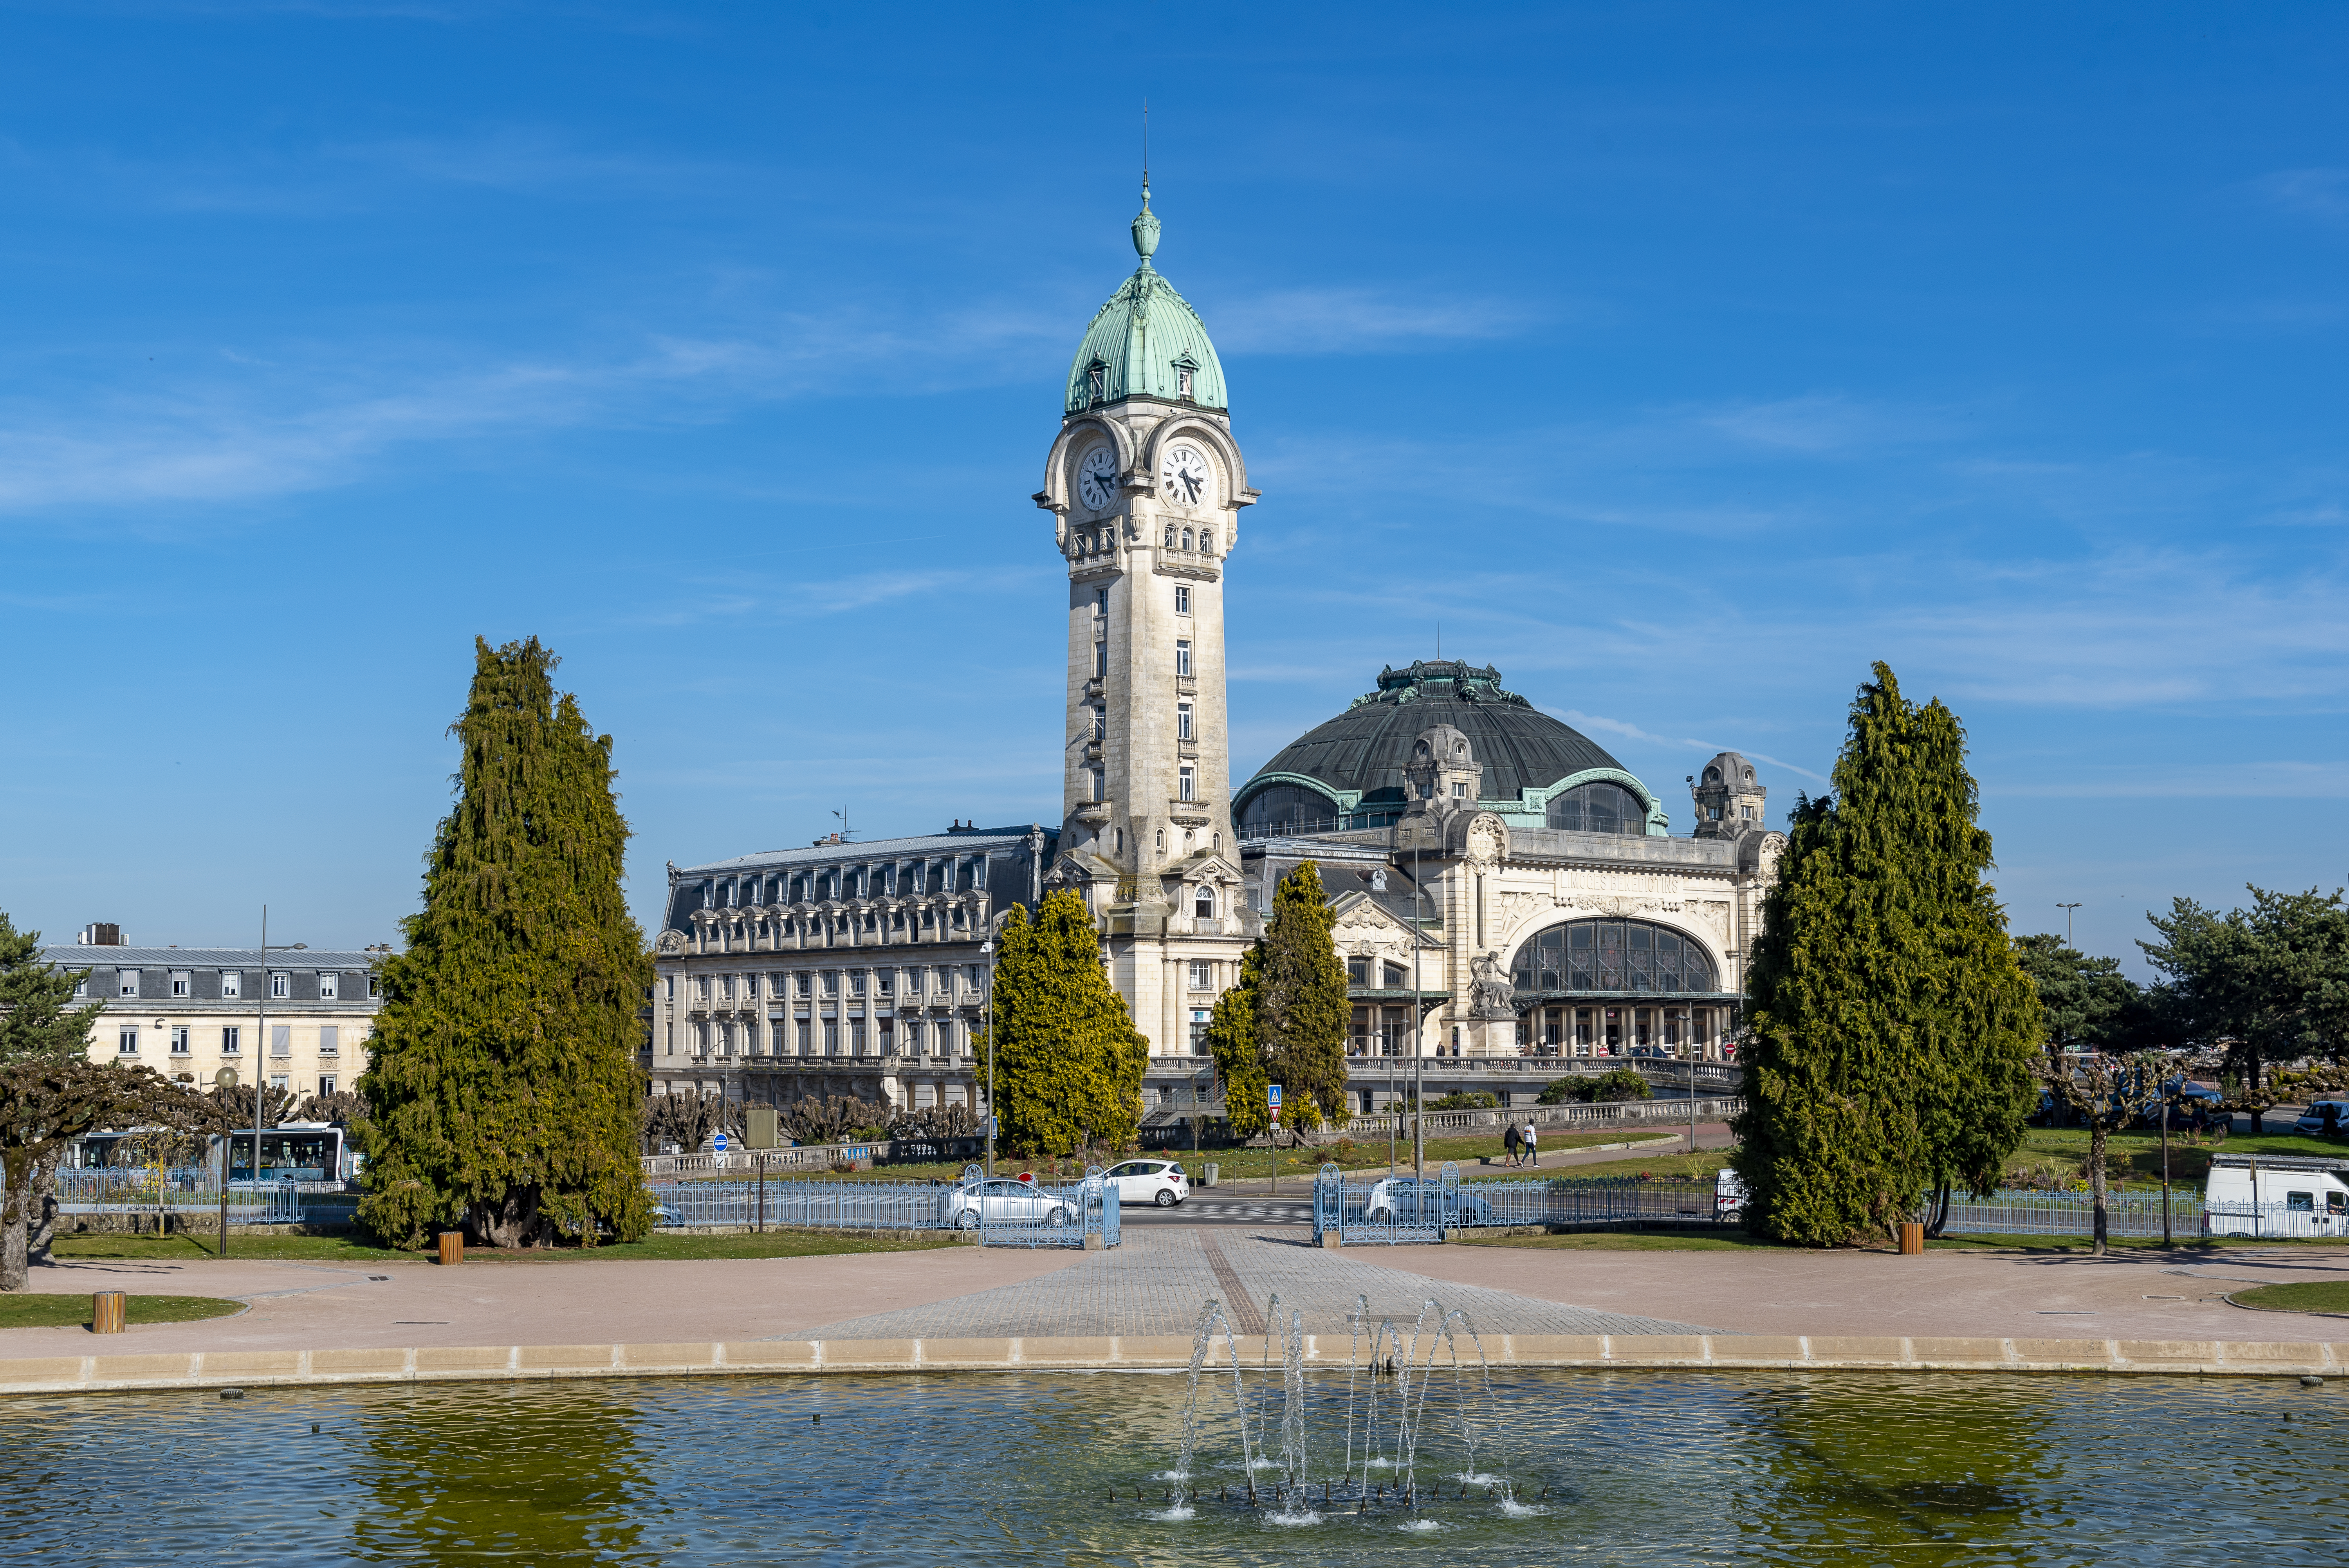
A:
[2033, 1049, 2174, 1254]
[0, 1061, 229, 1289]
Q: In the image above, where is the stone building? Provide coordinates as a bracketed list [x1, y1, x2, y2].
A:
[1230, 661, 1784, 1107]
[646, 180, 1782, 1125]
[646, 826, 1054, 1113]
[41, 934, 383, 1101]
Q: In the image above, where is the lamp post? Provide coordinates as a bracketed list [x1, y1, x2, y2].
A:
[980, 933, 997, 1178]
[2056, 902, 2081, 947]
[247, 908, 307, 1234]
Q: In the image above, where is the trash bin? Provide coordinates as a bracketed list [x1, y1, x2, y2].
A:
[1202, 1162, 1219, 1188]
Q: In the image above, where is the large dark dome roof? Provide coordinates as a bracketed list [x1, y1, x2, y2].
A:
[1239, 660, 1626, 809]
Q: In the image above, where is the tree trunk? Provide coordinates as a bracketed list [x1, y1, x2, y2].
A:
[1924, 1183, 1952, 1239]
[2089, 1121, 2110, 1256]
[0, 1151, 32, 1291]
[467, 1187, 547, 1249]
[27, 1155, 58, 1268]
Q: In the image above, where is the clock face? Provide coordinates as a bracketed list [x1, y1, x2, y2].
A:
[1161, 444, 1210, 508]
[1077, 447, 1119, 511]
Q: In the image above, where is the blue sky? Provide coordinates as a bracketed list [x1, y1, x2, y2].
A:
[3, 3, 2344, 974]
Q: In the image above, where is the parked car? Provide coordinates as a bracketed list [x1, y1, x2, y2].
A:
[941, 1177, 1082, 1231]
[1714, 1168, 1749, 1219]
[650, 1201, 680, 1225]
[1361, 1178, 1494, 1227]
[1102, 1159, 1188, 1207]
[2295, 1101, 2349, 1137]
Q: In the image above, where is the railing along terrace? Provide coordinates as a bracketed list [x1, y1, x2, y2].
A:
[648, 1167, 1117, 1249]
[1314, 1166, 1733, 1245]
[49, 1168, 306, 1223]
[1330, 1095, 1744, 1140]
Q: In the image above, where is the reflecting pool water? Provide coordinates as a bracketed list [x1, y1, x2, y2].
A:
[0, 1369, 2335, 1565]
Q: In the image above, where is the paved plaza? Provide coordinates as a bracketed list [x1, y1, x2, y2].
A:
[795, 1227, 1712, 1341]
[7, 1223, 2349, 1365]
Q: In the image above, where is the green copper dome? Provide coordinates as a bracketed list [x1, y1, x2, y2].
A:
[1064, 185, 1229, 414]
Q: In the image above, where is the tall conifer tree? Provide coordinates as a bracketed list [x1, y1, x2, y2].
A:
[989, 889, 1148, 1157]
[1256, 861, 1351, 1132]
[357, 637, 653, 1249]
[1733, 662, 2040, 1245]
[1205, 944, 1270, 1139]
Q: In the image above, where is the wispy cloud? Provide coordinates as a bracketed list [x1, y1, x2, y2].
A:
[1213, 287, 1531, 354]
[2253, 167, 2349, 225]
[1546, 707, 1831, 784]
[1997, 761, 2349, 799]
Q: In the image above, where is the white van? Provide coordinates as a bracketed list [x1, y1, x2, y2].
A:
[2203, 1153, 2349, 1238]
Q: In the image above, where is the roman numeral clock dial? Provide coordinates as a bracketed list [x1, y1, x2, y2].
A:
[1077, 446, 1119, 510]
[1160, 445, 1210, 508]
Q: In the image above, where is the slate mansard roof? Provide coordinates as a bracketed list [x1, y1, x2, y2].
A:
[673, 827, 1045, 878]
[41, 945, 384, 971]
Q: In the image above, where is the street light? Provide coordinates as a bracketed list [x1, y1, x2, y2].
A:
[240, 906, 307, 1255]
[980, 929, 998, 1178]
[2056, 902, 2081, 947]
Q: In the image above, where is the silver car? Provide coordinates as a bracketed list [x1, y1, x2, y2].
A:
[942, 1177, 1081, 1230]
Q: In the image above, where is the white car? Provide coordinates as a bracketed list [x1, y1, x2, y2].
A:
[941, 1178, 1082, 1230]
[1103, 1159, 1188, 1207]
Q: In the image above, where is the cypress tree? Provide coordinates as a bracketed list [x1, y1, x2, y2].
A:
[357, 637, 653, 1249]
[989, 889, 1148, 1157]
[1733, 662, 2040, 1245]
[1256, 861, 1351, 1133]
[1205, 944, 1270, 1139]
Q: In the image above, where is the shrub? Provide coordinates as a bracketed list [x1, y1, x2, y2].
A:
[1538, 1077, 1596, 1105]
[1428, 1091, 1499, 1111]
[1590, 1068, 1653, 1102]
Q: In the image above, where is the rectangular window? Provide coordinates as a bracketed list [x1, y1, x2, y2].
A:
[117, 1028, 138, 1055]
[822, 972, 838, 996]
[1174, 585, 1191, 614]
[117, 969, 140, 998]
[1090, 769, 1105, 802]
[317, 971, 339, 1001]
[318, 1075, 336, 1098]
[796, 973, 812, 997]
[824, 1023, 840, 1056]
[1093, 708, 1106, 739]
[170, 1026, 190, 1054]
[170, 971, 191, 998]
[1177, 703, 1193, 742]
[1094, 642, 1108, 678]
[1189, 960, 1211, 990]
[1179, 767, 1195, 801]
[1191, 1009, 1212, 1053]
[222, 1026, 240, 1055]
[269, 972, 290, 1000]
[796, 1020, 812, 1054]
[1175, 639, 1191, 677]
[1347, 956, 1370, 986]
[73, 975, 87, 999]
[319, 1026, 339, 1056]
[270, 1024, 292, 1057]
[1178, 364, 1194, 399]
[850, 972, 866, 997]
[270, 1073, 289, 1092]
[220, 970, 242, 998]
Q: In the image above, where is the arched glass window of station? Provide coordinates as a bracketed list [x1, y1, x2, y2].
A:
[1508, 917, 1736, 1059]
[1241, 778, 1654, 839]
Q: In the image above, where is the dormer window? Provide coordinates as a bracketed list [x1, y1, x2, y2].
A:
[1087, 361, 1106, 401]
[1452, 781, 1467, 798]
[1177, 364, 1194, 399]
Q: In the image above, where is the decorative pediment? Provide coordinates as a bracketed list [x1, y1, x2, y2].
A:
[654, 929, 689, 957]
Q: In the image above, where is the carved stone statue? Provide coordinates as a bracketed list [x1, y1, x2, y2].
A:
[1468, 949, 1516, 1020]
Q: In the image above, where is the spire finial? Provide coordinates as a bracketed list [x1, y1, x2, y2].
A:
[1130, 99, 1160, 267]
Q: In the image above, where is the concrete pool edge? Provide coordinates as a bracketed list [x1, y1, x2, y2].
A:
[0, 1333, 2341, 1394]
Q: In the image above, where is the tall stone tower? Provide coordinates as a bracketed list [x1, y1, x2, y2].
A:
[1034, 178, 1261, 1054]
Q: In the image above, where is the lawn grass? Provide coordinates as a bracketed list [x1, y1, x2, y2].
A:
[0, 1293, 243, 1330]
[2229, 1280, 2349, 1314]
[702, 1125, 1706, 1188]
[48, 1229, 962, 1265]
[2006, 1126, 2349, 1191]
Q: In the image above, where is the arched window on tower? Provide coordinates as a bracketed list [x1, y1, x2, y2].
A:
[1164, 522, 1176, 547]
[1195, 886, 1214, 918]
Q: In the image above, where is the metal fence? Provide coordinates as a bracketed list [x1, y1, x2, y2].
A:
[50, 1169, 305, 1224]
[1312, 1165, 1730, 1245]
[1926, 1188, 2208, 1240]
[646, 1165, 1119, 1249]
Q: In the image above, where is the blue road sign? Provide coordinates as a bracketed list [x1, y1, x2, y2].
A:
[1268, 1084, 1282, 1108]
[714, 1131, 729, 1153]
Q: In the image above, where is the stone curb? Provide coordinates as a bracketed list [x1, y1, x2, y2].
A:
[0, 1334, 2340, 1396]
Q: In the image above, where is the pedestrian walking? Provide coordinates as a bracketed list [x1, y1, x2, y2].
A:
[1502, 1123, 1523, 1168]
[1523, 1122, 1539, 1169]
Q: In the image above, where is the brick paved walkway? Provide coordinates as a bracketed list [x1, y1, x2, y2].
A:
[794, 1227, 1713, 1341]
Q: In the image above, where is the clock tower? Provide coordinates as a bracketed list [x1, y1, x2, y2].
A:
[1034, 178, 1261, 1053]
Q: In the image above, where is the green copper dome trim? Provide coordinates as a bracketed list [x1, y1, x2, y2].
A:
[1065, 190, 1228, 414]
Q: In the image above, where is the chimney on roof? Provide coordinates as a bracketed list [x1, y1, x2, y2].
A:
[79, 923, 122, 946]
